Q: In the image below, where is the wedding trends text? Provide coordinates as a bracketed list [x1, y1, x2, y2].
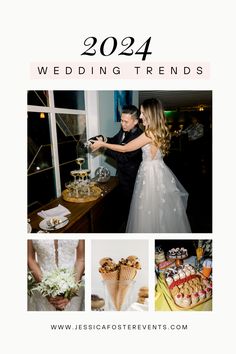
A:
[32, 63, 208, 80]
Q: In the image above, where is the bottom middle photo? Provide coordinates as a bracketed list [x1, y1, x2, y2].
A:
[91, 239, 149, 312]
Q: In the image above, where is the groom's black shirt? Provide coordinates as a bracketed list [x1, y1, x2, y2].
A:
[105, 125, 143, 220]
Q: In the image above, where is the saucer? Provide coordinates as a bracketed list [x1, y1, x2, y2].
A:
[39, 216, 69, 231]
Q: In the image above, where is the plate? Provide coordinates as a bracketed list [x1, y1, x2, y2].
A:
[27, 223, 32, 233]
[39, 216, 69, 231]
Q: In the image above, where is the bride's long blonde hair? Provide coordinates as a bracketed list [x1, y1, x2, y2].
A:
[142, 98, 170, 155]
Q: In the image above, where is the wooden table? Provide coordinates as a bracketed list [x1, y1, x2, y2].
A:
[28, 177, 121, 233]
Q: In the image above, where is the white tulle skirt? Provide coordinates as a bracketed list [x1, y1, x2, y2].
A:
[126, 159, 191, 233]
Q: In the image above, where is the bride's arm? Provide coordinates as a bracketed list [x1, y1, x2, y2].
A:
[74, 240, 85, 282]
[91, 133, 151, 153]
[27, 240, 43, 282]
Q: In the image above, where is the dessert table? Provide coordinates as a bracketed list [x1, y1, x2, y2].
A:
[28, 177, 121, 233]
[155, 256, 212, 311]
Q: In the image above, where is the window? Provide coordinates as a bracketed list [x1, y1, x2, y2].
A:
[28, 91, 49, 106]
[56, 112, 88, 192]
[27, 91, 87, 212]
[54, 91, 85, 110]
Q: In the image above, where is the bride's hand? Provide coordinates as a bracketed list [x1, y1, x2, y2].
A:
[90, 139, 105, 152]
[54, 297, 70, 310]
[47, 296, 70, 310]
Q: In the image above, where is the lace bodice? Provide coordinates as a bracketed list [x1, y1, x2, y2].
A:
[142, 144, 162, 162]
[32, 240, 79, 273]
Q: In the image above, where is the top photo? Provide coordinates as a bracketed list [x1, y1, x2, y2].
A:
[27, 90, 212, 234]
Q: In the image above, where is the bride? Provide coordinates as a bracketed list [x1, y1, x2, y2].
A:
[91, 98, 191, 233]
[28, 239, 85, 311]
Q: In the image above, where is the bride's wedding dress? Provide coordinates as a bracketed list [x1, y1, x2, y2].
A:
[126, 144, 191, 233]
[28, 240, 84, 311]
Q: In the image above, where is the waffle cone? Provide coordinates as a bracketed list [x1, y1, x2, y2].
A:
[116, 265, 137, 311]
[119, 265, 137, 281]
[101, 270, 119, 309]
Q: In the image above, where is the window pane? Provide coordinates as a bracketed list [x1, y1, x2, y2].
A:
[27, 111, 55, 212]
[28, 169, 56, 213]
[56, 113, 88, 188]
[56, 113, 86, 138]
[54, 91, 85, 110]
[27, 112, 52, 173]
[56, 112, 87, 164]
[27, 91, 49, 106]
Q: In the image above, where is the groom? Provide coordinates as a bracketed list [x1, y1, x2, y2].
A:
[91, 105, 143, 229]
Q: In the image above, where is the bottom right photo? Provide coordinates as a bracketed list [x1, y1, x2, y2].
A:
[155, 239, 212, 311]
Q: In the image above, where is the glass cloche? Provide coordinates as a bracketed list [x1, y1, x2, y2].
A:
[94, 166, 110, 183]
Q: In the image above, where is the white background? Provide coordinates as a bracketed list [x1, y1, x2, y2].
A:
[1, 0, 236, 353]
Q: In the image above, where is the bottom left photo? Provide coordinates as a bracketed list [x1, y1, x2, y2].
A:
[27, 239, 85, 311]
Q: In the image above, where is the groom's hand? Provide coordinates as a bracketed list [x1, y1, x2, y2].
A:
[88, 135, 106, 144]
[90, 139, 105, 152]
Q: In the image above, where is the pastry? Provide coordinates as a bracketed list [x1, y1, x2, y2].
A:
[164, 263, 212, 308]
[182, 294, 191, 307]
[174, 293, 183, 306]
[91, 294, 105, 310]
[178, 270, 186, 279]
[171, 286, 179, 296]
[155, 249, 166, 264]
[205, 287, 212, 298]
[199, 289, 206, 300]
[158, 259, 175, 270]
[191, 292, 199, 305]
[184, 269, 191, 277]
[173, 274, 180, 281]
[166, 276, 174, 286]
[137, 286, 149, 304]
[138, 286, 149, 298]
[47, 216, 62, 227]
[167, 247, 188, 259]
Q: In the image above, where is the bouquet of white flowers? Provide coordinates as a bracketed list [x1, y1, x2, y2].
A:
[34, 268, 81, 300]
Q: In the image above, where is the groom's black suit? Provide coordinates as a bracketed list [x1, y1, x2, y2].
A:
[105, 125, 143, 225]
